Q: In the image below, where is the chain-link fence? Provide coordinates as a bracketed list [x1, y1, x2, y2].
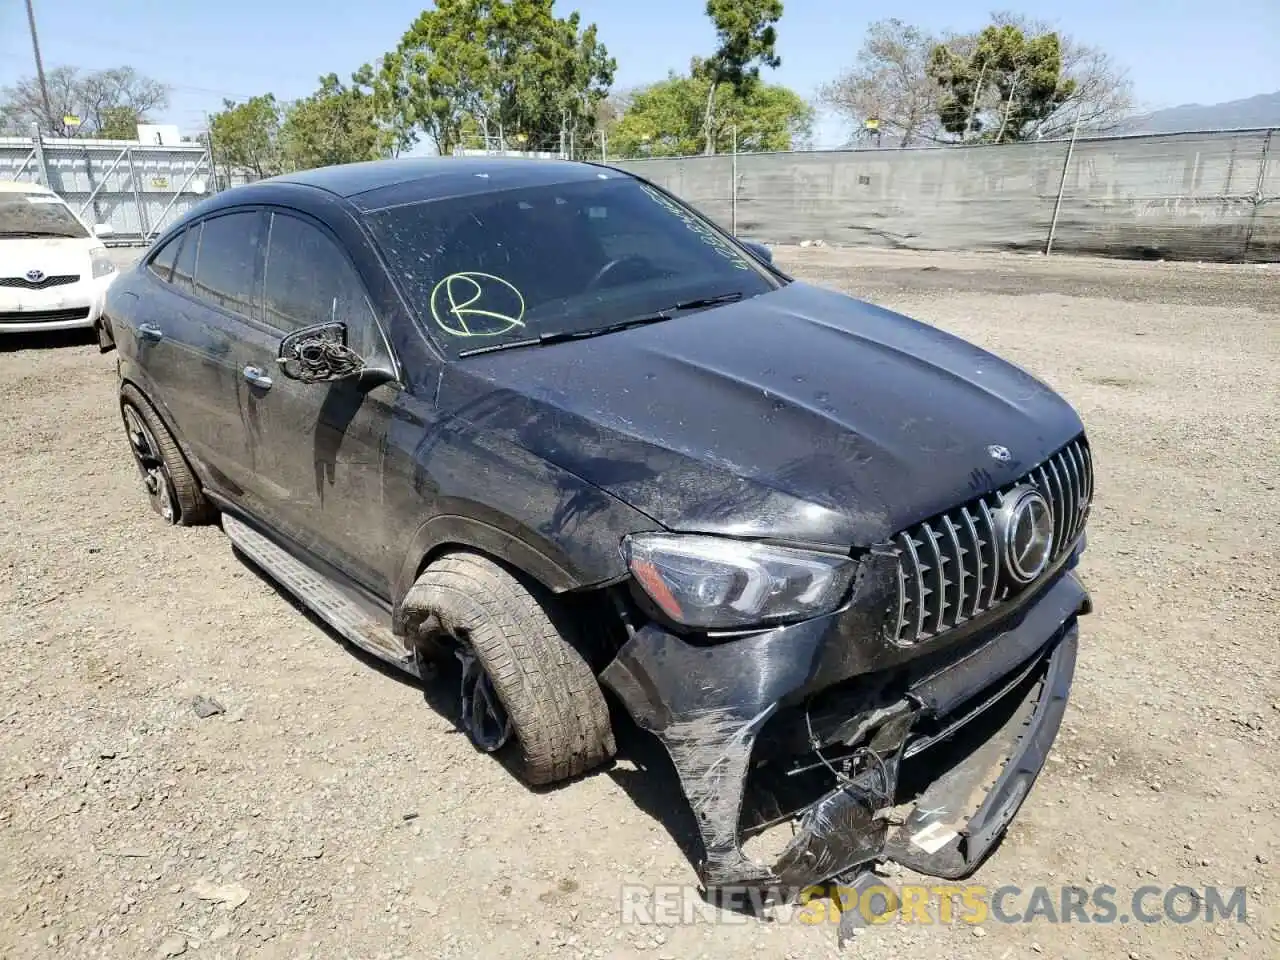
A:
[609, 128, 1279, 262]
[8, 124, 1275, 261]
[0, 127, 216, 246]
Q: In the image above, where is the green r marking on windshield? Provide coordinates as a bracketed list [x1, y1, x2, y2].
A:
[429, 272, 527, 337]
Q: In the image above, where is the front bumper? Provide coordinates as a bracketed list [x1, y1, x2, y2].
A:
[601, 563, 1089, 898]
[0, 274, 115, 332]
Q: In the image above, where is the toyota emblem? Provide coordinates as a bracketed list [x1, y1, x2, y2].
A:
[25, 269, 45, 283]
[987, 444, 1011, 462]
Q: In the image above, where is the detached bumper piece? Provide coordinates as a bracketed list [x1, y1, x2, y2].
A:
[601, 572, 1087, 901]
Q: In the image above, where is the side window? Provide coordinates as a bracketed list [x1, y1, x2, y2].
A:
[171, 222, 200, 294]
[147, 231, 182, 282]
[191, 211, 262, 318]
[262, 212, 381, 354]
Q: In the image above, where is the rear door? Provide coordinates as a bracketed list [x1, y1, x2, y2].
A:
[128, 215, 261, 495]
[235, 208, 401, 593]
[169, 210, 268, 498]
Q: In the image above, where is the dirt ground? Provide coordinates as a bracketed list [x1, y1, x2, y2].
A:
[1, 247, 1277, 960]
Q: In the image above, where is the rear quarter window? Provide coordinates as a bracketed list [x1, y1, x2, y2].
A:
[172, 224, 201, 294]
[147, 232, 182, 282]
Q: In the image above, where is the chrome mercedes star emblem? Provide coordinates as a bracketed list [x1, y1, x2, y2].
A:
[25, 269, 45, 283]
[994, 485, 1055, 585]
[987, 444, 1012, 462]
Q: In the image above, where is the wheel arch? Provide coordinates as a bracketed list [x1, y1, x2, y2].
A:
[391, 514, 617, 635]
[118, 374, 214, 491]
[119, 374, 179, 440]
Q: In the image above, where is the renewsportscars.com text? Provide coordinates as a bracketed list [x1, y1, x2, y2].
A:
[619, 882, 1249, 927]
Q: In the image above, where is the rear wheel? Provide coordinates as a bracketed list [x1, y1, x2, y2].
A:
[406, 552, 616, 785]
[119, 384, 215, 526]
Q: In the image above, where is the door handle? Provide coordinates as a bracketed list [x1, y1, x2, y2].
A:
[137, 322, 163, 342]
[243, 365, 273, 390]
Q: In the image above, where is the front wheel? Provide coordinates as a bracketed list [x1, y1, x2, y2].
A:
[406, 552, 616, 786]
[119, 384, 215, 526]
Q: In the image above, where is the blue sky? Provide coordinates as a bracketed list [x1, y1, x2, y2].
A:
[2, 0, 1278, 146]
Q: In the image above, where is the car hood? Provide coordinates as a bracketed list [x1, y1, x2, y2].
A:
[1, 236, 99, 277]
[440, 281, 1085, 547]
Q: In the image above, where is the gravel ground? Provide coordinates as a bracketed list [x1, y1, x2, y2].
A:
[1, 247, 1277, 960]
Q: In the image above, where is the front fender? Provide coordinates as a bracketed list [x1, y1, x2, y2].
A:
[385, 390, 663, 623]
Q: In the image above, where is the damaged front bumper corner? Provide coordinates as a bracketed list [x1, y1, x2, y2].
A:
[600, 570, 1089, 898]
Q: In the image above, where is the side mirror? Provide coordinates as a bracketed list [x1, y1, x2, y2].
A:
[276, 322, 366, 384]
[93, 223, 115, 238]
[740, 238, 773, 264]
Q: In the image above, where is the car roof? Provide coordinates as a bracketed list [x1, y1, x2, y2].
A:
[259, 157, 630, 211]
[0, 180, 56, 195]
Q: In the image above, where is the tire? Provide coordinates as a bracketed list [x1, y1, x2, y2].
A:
[119, 383, 216, 526]
[406, 552, 616, 786]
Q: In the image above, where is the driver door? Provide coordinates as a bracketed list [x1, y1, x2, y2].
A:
[236, 208, 401, 595]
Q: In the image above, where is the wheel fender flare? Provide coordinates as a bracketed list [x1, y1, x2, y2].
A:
[392, 514, 591, 634]
[119, 375, 218, 489]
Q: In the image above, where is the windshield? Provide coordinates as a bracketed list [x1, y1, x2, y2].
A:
[0, 194, 89, 239]
[365, 174, 776, 357]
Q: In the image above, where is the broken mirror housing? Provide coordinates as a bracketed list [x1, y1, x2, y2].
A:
[622, 533, 858, 630]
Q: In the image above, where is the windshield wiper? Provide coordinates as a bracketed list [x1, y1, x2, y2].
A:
[456, 291, 746, 358]
[458, 313, 671, 357]
[663, 291, 745, 311]
[1, 231, 75, 239]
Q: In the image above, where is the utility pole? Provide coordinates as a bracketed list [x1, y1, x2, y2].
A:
[1045, 100, 1084, 257]
[963, 62, 987, 143]
[24, 0, 55, 133]
[731, 124, 738, 236]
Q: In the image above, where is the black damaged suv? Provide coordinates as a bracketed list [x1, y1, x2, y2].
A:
[106, 158, 1092, 899]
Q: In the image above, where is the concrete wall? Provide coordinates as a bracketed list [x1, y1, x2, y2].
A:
[613, 129, 1279, 262]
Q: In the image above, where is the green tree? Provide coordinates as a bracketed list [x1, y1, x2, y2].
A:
[97, 105, 142, 140]
[697, 0, 784, 154]
[928, 24, 1075, 143]
[349, 61, 415, 157]
[978, 10, 1132, 139]
[611, 72, 812, 158]
[208, 95, 283, 182]
[367, 0, 614, 157]
[819, 15, 1131, 147]
[280, 74, 387, 170]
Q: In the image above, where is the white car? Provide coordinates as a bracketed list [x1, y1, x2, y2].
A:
[0, 180, 120, 343]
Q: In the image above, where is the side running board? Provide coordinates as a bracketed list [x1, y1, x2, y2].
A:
[221, 514, 415, 673]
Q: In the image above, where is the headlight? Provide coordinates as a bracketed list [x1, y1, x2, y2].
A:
[622, 533, 857, 630]
[90, 248, 116, 279]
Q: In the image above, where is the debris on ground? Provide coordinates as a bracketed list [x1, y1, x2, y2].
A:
[191, 695, 225, 718]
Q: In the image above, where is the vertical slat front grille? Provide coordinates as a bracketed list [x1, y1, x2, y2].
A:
[957, 506, 985, 619]
[887, 436, 1093, 647]
[920, 521, 946, 635]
